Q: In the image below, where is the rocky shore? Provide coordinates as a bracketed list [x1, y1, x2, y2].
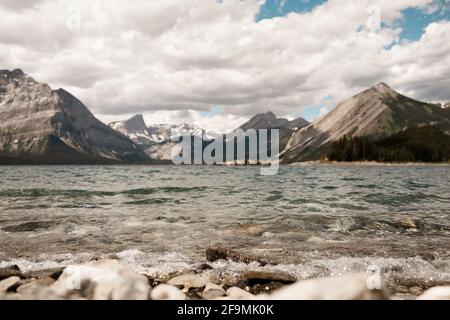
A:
[1, 247, 449, 300]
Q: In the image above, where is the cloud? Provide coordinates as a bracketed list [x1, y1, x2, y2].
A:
[319, 106, 329, 118]
[0, 0, 449, 131]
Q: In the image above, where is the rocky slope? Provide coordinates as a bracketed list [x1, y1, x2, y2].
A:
[0, 69, 149, 164]
[282, 83, 450, 163]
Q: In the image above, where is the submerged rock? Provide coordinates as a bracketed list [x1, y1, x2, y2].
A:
[150, 284, 186, 300]
[206, 246, 268, 266]
[232, 224, 267, 237]
[51, 259, 150, 300]
[418, 287, 450, 300]
[3, 221, 55, 233]
[241, 270, 296, 284]
[265, 274, 389, 300]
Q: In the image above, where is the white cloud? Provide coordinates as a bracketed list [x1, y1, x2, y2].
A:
[319, 106, 329, 119]
[1, 0, 449, 132]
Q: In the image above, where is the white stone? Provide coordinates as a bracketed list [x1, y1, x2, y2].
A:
[202, 283, 225, 300]
[52, 259, 150, 300]
[0, 276, 20, 292]
[265, 274, 389, 300]
[418, 287, 450, 300]
[150, 284, 186, 300]
[167, 273, 211, 289]
[226, 287, 255, 300]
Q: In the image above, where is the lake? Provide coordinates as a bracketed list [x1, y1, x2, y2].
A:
[0, 164, 449, 289]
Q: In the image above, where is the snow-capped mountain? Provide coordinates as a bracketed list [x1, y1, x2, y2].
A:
[109, 115, 220, 147]
[149, 123, 220, 142]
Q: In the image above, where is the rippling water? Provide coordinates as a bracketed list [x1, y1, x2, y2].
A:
[0, 165, 449, 291]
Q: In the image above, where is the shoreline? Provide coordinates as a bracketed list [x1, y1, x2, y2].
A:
[289, 161, 450, 167]
[1, 246, 449, 300]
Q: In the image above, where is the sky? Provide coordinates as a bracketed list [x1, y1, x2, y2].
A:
[0, 0, 449, 132]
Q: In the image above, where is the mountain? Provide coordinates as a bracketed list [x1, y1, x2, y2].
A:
[288, 117, 310, 130]
[148, 123, 220, 142]
[0, 69, 149, 164]
[109, 116, 220, 147]
[108, 115, 220, 161]
[282, 83, 450, 163]
[109, 114, 156, 146]
[236, 111, 308, 153]
[238, 111, 308, 131]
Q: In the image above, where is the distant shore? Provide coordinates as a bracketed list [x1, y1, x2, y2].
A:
[289, 160, 450, 167]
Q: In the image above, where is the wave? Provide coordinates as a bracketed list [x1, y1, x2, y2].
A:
[0, 186, 209, 198]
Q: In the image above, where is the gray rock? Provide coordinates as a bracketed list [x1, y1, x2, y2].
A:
[265, 274, 390, 300]
[150, 284, 186, 300]
[23, 267, 64, 280]
[241, 270, 296, 284]
[0, 265, 22, 280]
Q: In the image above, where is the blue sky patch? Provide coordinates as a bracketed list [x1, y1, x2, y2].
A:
[256, 0, 449, 41]
[256, 0, 327, 21]
[200, 105, 224, 117]
[398, 2, 450, 41]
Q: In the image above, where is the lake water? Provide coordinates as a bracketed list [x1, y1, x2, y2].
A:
[0, 165, 449, 290]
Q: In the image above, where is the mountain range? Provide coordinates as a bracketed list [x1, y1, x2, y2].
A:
[1, 68, 449, 164]
[108, 111, 309, 161]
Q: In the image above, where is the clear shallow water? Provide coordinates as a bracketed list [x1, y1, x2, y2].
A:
[0, 165, 449, 290]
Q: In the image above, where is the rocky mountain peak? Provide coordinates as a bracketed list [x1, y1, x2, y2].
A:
[1, 68, 24, 78]
[109, 114, 148, 134]
[239, 111, 307, 131]
[125, 114, 147, 132]
[0, 68, 36, 84]
[371, 82, 397, 98]
[263, 111, 277, 120]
